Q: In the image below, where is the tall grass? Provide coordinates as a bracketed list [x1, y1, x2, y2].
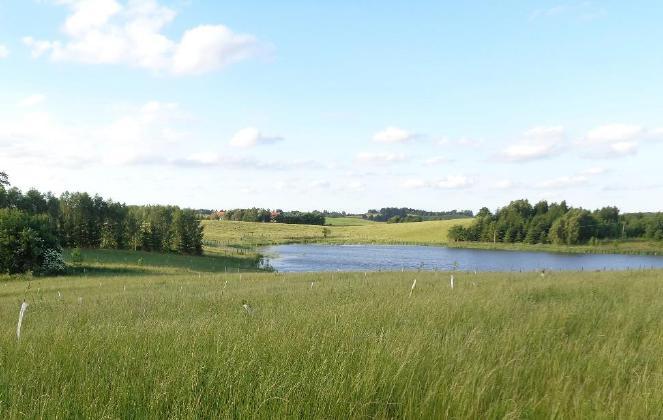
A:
[2, 265, 663, 418]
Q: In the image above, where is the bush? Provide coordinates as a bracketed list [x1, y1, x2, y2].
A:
[0, 208, 60, 275]
[37, 248, 67, 276]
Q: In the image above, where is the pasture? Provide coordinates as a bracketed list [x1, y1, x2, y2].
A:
[1, 251, 663, 418]
[202, 218, 473, 248]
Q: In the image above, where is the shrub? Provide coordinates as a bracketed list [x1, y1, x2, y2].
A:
[0, 208, 60, 275]
[37, 249, 67, 276]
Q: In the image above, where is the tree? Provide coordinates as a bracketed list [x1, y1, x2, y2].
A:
[0, 171, 9, 188]
[173, 209, 203, 255]
[0, 208, 61, 275]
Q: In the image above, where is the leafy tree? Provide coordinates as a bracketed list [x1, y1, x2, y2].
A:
[0, 208, 61, 275]
[0, 171, 9, 188]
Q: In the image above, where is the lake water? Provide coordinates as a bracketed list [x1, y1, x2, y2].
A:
[261, 244, 663, 272]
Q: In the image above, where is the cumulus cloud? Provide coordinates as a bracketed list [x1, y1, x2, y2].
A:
[17, 94, 46, 108]
[536, 175, 589, 189]
[536, 166, 606, 189]
[500, 126, 566, 162]
[0, 100, 189, 167]
[579, 166, 607, 175]
[586, 124, 643, 144]
[372, 126, 417, 143]
[355, 152, 407, 164]
[23, 0, 263, 75]
[0, 44, 9, 59]
[166, 154, 319, 171]
[229, 127, 283, 148]
[424, 156, 451, 166]
[401, 175, 473, 190]
[580, 123, 663, 158]
[494, 179, 517, 189]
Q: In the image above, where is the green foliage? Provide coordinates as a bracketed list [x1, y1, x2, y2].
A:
[0, 183, 204, 256]
[367, 207, 473, 222]
[223, 208, 272, 222]
[0, 208, 60, 275]
[39, 248, 67, 275]
[448, 199, 661, 246]
[274, 211, 325, 225]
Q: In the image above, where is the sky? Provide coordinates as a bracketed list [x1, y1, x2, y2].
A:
[1, 0, 662, 213]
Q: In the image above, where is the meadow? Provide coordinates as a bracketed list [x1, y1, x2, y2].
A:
[203, 218, 663, 256]
[2, 250, 663, 418]
[202, 218, 473, 248]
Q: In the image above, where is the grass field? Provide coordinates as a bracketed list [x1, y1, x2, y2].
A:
[2, 252, 663, 418]
[202, 218, 473, 248]
[203, 219, 663, 256]
[325, 216, 376, 226]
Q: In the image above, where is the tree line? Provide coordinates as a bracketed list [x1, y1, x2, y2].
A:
[365, 207, 474, 223]
[448, 199, 663, 245]
[208, 208, 325, 225]
[0, 173, 203, 275]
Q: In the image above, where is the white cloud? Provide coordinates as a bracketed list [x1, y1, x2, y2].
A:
[355, 152, 407, 164]
[648, 128, 663, 142]
[401, 175, 473, 190]
[0, 100, 189, 167]
[580, 124, 661, 158]
[495, 179, 516, 189]
[0, 44, 9, 59]
[172, 25, 260, 75]
[586, 124, 643, 144]
[341, 180, 366, 193]
[17, 94, 46, 108]
[500, 126, 565, 162]
[424, 156, 450, 166]
[537, 175, 589, 189]
[579, 166, 607, 176]
[536, 165, 606, 189]
[372, 126, 417, 143]
[229, 127, 283, 148]
[24, 0, 263, 75]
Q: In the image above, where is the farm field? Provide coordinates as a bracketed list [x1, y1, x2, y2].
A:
[202, 218, 474, 248]
[2, 252, 663, 418]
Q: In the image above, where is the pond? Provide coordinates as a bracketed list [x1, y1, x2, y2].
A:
[261, 244, 663, 272]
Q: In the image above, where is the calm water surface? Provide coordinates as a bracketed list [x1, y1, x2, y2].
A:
[261, 244, 663, 272]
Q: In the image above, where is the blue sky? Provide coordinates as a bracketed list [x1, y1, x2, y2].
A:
[1, 0, 662, 212]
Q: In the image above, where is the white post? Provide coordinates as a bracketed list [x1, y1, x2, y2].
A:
[409, 279, 417, 297]
[17, 301, 28, 340]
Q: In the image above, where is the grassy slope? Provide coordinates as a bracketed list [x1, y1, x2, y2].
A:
[325, 216, 376, 226]
[202, 218, 473, 247]
[61, 248, 263, 274]
[1, 257, 663, 418]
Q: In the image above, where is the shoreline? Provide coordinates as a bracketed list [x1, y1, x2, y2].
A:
[254, 239, 663, 257]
